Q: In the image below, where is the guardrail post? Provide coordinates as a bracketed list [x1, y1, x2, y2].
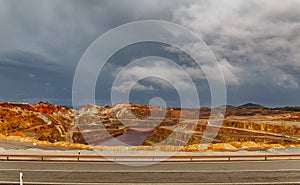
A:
[77, 151, 80, 162]
[6, 156, 9, 161]
[228, 157, 231, 161]
[20, 172, 23, 185]
[265, 155, 267, 161]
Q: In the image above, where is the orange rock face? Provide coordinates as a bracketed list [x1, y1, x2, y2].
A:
[0, 102, 74, 143]
[0, 102, 300, 151]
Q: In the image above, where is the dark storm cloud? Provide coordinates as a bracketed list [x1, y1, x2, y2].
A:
[0, 0, 183, 61]
[0, 0, 184, 105]
[0, 0, 299, 107]
[0, 49, 71, 105]
[0, 50, 55, 69]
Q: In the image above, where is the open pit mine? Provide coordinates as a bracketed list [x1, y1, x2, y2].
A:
[0, 102, 300, 152]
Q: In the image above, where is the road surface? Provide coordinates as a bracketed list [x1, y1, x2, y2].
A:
[0, 160, 300, 184]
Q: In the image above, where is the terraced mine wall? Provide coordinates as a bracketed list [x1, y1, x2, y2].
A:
[72, 119, 126, 144]
[0, 103, 74, 143]
[72, 104, 127, 144]
[1, 102, 300, 151]
[143, 120, 300, 146]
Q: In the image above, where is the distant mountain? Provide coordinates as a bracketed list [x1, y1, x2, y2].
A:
[238, 103, 266, 109]
[215, 105, 235, 109]
[274, 106, 300, 112]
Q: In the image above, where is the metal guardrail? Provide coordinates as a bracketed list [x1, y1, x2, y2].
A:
[0, 153, 300, 162]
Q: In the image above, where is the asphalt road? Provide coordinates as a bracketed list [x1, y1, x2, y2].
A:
[0, 160, 300, 184]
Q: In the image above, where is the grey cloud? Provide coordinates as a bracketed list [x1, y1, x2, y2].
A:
[0, 0, 299, 107]
[0, 49, 71, 105]
[0, 0, 184, 105]
[173, 0, 300, 95]
[0, 50, 56, 69]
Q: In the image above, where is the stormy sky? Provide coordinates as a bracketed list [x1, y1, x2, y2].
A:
[0, 0, 299, 108]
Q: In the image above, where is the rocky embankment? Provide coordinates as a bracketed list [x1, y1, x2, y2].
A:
[0, 102, 300, 151]
[0, 102, 74, 142]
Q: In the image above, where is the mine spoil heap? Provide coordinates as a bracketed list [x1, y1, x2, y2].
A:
[0, 102, 300, 151]
[0, 102, 74, 143]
